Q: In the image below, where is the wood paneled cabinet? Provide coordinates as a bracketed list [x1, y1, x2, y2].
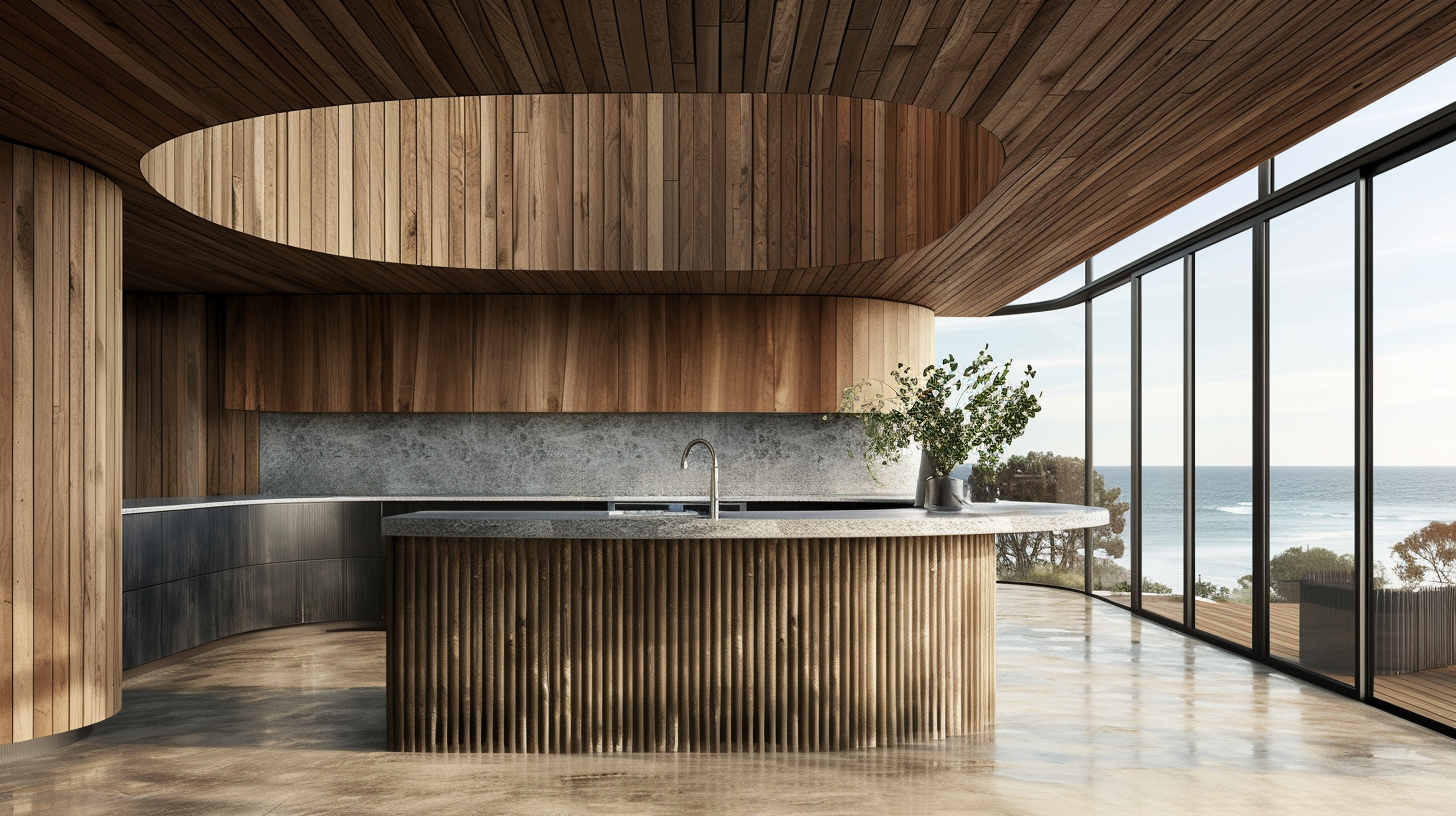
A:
[124, 294, 259, 500]
[225, 294, 934, 414]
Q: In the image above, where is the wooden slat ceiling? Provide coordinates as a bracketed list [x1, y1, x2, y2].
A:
[141, 95, 1002, 275]
[3, 0, 1455, 315]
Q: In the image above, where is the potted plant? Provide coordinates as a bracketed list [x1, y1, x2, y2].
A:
[836, 347, 1041, 512]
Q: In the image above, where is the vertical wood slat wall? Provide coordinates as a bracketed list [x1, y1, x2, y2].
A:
[140, 94, 1002, 276]
[123, 294, 259, 499]
[387, 534, 994, 753]
[0, 141, 122, 745]
[225, 294, 935, 413]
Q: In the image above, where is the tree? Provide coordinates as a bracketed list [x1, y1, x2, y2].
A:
[989, 452, 1129, 583]
[1090, 469, 1128, 561]
[1391, 520, 1456, 587]
[1268, 546, 1353, 603]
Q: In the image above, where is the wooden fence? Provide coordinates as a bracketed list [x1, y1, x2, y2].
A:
[1299, 571, 1456, 675]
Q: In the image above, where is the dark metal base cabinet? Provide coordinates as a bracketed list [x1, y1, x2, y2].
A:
[122, 502, 386, 670]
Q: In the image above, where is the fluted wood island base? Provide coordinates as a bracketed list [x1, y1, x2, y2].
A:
[382, 503, 1107, 753]
[387, 534, 992, 753]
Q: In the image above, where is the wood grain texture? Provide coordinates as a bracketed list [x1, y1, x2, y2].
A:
[226, 294, 476, 413]
[141, 95, 997, 274]
[122, 294, 259, 499]
[225, 294, 934, 413]
[386, 533, 995, 752]
[6, 1, 1456, 313]
[1, 141, 122, 746]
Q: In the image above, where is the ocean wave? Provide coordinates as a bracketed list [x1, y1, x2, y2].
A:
[1210, 507, 1456, 523]
[1220, 508, 1456, 521]
[1271, 532, 1353, 544]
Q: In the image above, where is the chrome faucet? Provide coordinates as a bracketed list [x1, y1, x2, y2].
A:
[679, 438, 720, 519]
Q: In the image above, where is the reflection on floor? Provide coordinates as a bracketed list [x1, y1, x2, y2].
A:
[6, 585, 1456, 814]
[1122, 594, 1302, 653]
[1133, 595, 1456, 729]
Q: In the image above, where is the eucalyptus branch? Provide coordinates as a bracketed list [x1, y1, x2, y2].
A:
[828, 346, 1042, 479]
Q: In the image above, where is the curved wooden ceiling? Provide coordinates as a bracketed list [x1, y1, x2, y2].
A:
[141, 94, 1002, 274]
[3, 0, 1456, 314]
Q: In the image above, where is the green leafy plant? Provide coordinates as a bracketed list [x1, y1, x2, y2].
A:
[1108, 577, 1173, 594]
[831, 347, 1041, 478]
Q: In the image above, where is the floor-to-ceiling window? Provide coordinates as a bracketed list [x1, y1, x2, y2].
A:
[1373, 138, 1456, 726]
[1193, 231, 1254, 648]
[931, 59, 1456, 738]
[1092, 285, 1133, 603]
[1139, 262, 1185, 623]
[1268, 186, 1356, 681]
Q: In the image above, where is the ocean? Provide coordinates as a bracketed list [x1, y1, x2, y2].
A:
[1093, 465, 1456, 590]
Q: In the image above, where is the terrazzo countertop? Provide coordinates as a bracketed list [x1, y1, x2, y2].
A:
[381, 502, 1109, 540]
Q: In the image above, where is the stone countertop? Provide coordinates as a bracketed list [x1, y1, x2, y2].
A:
[381, 502, 1109, 540]
[121, 494, 917, 514]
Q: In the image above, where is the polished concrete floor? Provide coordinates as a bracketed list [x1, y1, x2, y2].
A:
[6, 585, 1456, 815]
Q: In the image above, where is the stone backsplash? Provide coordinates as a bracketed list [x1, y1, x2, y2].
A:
[259, 412, 916, 498]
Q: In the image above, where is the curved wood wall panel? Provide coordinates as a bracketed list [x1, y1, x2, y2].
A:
[141, 95, 1001, 274]
[225, 294, 934, 413]
[386, 534, 995, 753]
[0, 142, 122, 745]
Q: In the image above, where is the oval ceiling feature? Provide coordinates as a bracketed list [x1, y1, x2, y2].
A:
[141, 94, 1002, 275]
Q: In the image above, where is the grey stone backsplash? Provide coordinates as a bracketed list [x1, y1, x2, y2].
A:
[259, 412, 917, 498]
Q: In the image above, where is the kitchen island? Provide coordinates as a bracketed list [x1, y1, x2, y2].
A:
[383, 503, 1107, 753]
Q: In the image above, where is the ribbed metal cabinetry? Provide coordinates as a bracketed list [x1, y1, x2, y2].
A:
[121, 502, 386, 670]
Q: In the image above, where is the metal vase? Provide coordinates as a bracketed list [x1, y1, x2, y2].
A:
[912, 450, 936, 508]
[924, 475, 966, 513]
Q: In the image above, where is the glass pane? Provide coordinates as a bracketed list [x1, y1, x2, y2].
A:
[1268, 185, 1354, 682]
[1009, 265, 1085, 306]
[1140, 261, 1185, 623]
[1092, 285, 1133, 605]
[938, 307, 1086, 589]
[1193, 231, 1254, 648]
[1373, 139, 1456, 726]
[1277, 58, 1456, 188]
[1093, 169, 1258, 279]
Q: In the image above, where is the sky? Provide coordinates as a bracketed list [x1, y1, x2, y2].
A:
[936, 58, 1456, 468]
